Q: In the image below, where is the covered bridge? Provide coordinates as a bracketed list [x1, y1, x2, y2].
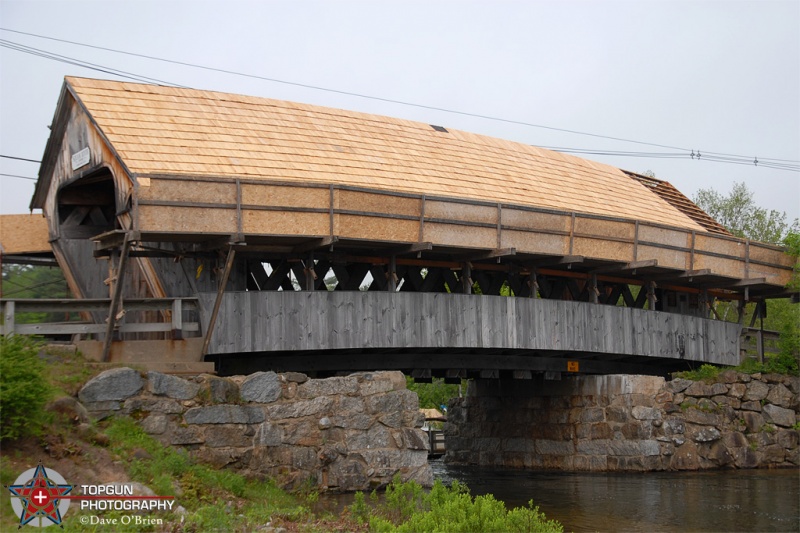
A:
[9, 76, 795, 376]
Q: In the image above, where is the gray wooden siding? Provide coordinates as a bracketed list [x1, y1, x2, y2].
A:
[200, 292, 740, 365]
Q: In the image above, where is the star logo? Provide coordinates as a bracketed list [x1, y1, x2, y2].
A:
[6, 463, 73, 528]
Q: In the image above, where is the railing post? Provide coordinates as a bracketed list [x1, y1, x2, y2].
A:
[171, 298, 183, 340]
[2, 300, 15, 336]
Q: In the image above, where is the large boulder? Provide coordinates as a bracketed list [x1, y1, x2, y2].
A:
[240, 371, 282, 403]
[148, 371, 200, 400]
[79, 368, 143, 403]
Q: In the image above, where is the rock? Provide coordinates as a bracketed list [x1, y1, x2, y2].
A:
[687, 425, 721, 443]
[776, 429, 799, 449]
[240, 372, 282, 403]
[766, 384, 794, 408]
[46, 396, 90, 424]
[254, 423, 283, 447]
[631, 406, 661, 421]
[318, 417, 332, 430]
[205, 424, 251, 448]
[79, 368, 143, 402]
[670, 440, 700, 470]
[184, 405, 265, 424]
[732, 447, 759, 468]
[710, 383, 728, 396]
[402, 428, 429, 451]
[205, 376, 240, 404]
[140, 414, 168, 434]
[264, 397, 334, 419]
[666, 378, 693, 393]
[169, 426, 205, 445]
[740, 401, 762, 412]
[123, 397, 183, 415]
[762, 404, 796, 428]
[729, 383, 746, 398]
[147, 371, 200, 400]
[283, 372, 308, 383]
[297, 376, 359, 399]
[682, 408, 722, 427]
[742, 411, 766, 433]
[684, 382, 714, 398]
[718, 370, 739, 384]
[744, 380, 770, 402]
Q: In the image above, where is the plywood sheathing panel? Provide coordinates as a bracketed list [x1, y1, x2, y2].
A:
[502, 209, 571, 233]
[423, 222, 496, 249]
[338, 215, 418, 243]
[425, 201, 497, 225]
[749, 244, 788, 266]
[0, 214, 51, 255]
[637, 225, 692, 250]
[241, 184, 330, 209]
[572, 237, 632, 262]
[636, 245, 690, 270]
[338, 190, 420, 218]
[694, 255, 743, 279]
[501, 230, 569, 256]
[139, 178, 236, 204]
[695, 234, 746, 259]
[242, 210, 329, 237]
[139, 206, 237, 234]
[65, 77, 705, 231]
[574, 217, 635, 240]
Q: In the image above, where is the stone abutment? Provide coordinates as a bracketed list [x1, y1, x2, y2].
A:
[446, 373, 799, 471]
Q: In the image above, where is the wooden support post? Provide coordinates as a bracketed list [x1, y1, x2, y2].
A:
[646, 281, 657, 310]
[201, 246, 236, 357]
[102, 233, 132, 362]
[305, 253, 315, 292]
[388, 255, 397, 292]
[461, 262, 472, 294]
[2, 300, 14, 336]
[589, 274, 598, 304]
[171, 298, 183, 340]
[756, 329, 764, 364]
[529, 268, 538, 298]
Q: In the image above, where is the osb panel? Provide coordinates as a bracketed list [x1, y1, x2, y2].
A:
[338, 190, 420, 217]
[748, 265, 792, 286]
[241, 184, 330, 209]
[637, 225, 692, 249]
[636, 245, 689, 270]
[423, 222, 496, 249]
[139, 206, 237, 234]
[501, 209, 571, 233]
[574, 217, 635, 240]
[572, 237, 633, 262]
[65, 77, 706, 231]
[424, 201, 498, 225]
[338, 215, 418, 242]
[140, 179, 236, 204]
[695, 234, 745, 259]
[242, 210, 329, 236]
[500, 229, 569, 256]
[748, 243, 791, 267]
[694, 255, 743, 279]
[0, 214, 51, 254]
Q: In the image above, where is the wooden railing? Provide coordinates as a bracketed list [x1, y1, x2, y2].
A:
[1, 298, 200, 338]
[740, 327, 781, 363]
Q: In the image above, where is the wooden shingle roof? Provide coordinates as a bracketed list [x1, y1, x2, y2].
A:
[65, 77, 705, 232]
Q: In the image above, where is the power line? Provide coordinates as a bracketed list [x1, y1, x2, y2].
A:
[2, 27, 797, 166]
[1, 154, 40, 163]
[0, 173, 37, 181]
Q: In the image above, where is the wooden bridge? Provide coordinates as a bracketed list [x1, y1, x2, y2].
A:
[1, 77, 795, 377]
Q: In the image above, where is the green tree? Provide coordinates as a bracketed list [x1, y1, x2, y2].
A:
[1, 264, 72, 323]
[693, 182, 798, 243]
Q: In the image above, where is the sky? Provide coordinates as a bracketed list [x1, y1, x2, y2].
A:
[1, 0, 798, 221]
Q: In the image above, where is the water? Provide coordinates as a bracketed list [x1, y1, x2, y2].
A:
[431, 460, 800, 532]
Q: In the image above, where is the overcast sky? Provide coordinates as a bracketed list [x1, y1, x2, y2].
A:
[1, 0, 798, 221]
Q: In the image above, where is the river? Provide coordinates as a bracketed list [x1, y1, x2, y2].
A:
[431, 459, 799, 532]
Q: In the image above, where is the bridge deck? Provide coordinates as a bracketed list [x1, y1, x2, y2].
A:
[202, 291, 741, 376]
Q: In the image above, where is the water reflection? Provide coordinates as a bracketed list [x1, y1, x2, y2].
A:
[432, 460, 799, 532]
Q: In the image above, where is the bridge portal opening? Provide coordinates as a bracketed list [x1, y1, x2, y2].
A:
[57, 169, 118, 240]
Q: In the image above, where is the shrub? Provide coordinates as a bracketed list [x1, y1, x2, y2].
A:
[0, 336, 52, 441]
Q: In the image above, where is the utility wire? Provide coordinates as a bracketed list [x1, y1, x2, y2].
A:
[0, 173, 37, 181]
[1, 154, 40, 163]
[2, 27, 797, 166]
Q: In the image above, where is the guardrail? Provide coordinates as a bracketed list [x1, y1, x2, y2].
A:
[740, 327, 781, 363]
[1, 298, 201, 338]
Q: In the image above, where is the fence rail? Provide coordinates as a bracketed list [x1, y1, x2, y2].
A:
[1, 298, 200, 338]
[740, 327, 781, 363]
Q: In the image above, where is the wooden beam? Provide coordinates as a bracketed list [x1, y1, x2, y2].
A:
[386, 242, 433, 256]
[454, 247, 516, 262]
[201, 246, 236, 357]
[530, 255, 585, 268]
[724, 277, 767, 288]
[101, 233, 132, 362]
[292, 236, 338, 254]
[592, 259, 658, 274]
